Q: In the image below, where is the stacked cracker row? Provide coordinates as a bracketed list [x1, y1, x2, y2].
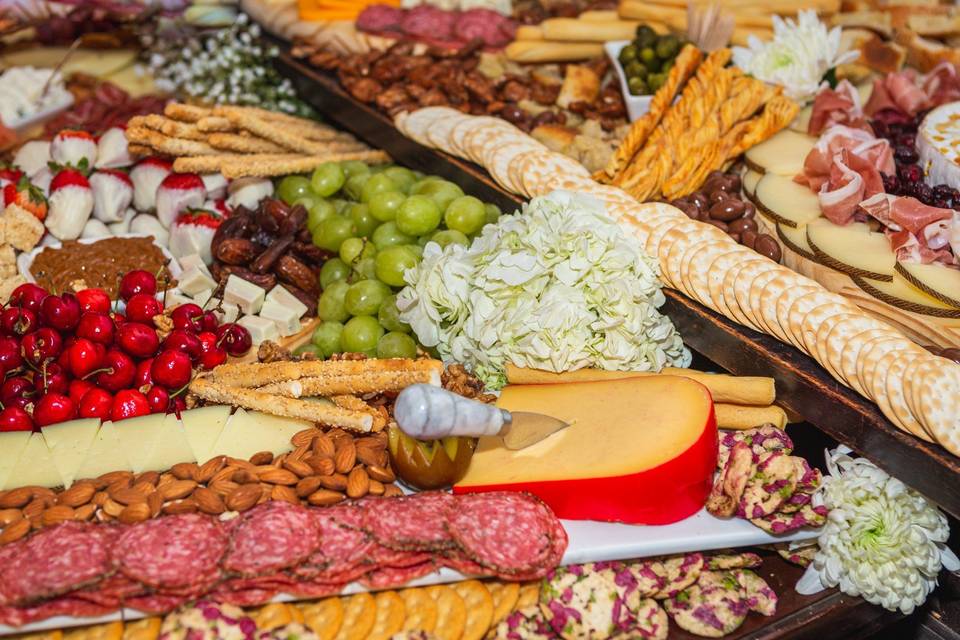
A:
[396, 106, 960, 456]
[127, 103, 390, 178]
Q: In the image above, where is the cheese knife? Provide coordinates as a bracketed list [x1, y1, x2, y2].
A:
[394, 384, 570, 450]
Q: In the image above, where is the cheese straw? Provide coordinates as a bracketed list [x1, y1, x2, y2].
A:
[210, 358, 444, 389]
[257, 369, 441, 398]
[714, 403, 788, 430]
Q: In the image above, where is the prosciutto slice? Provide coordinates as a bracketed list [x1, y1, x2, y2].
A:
[863, 63, 960, 118]
[861, 194, 957, 265]
[808, 80, 868, 136]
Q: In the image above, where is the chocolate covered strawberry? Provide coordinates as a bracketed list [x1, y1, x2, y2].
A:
[129, 213, 169, 246]
[46, 168, 93, 240]
[156, 172, 205, 229]
[13, 140, 51, 178]
[226, 176, 273, 210]
[201, 173, 228, 200]
[90, 169, 133, 223]
[0, 167, 24, 189]
[50, 129, 97, 168]
[95, 126, 132, 169]
[130, 157, 172, 211]
[168, 208, 222, 264]
[3, 176, 48, 221]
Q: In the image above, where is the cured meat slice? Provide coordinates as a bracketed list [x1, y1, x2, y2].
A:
[445, 492, 555, 574]
[211, 587, 277, 607]
[223, 501, 320, 576]
[126, 594, 187, 615]
[0, 522, 116, 606]
[401, 5, 456, 40]
[356, 4, 404, 32]
[69, 574, 146, 607]
[218, 573, 295, 594]
[0, 597, 114, 627]
[362, 492, 455, 550]
[286, 581, 345, 598]
[115, 514, 227, 590]
[454, 8, 515, 48]
[439, 550, 487, 576]
[309, 562, 375, 586]
[370, 544, 432, 568]
[359, 562, 437, 590]
[295, 505, 375, 580]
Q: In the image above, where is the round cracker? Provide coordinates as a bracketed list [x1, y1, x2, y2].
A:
[487, 581, 519, 627]
[771, 284, 822, 350]
[719, 257, 766, 327]
[426, 585, 467, 640]
[905, 358, 948, 443]
[871, 349, 920, 435]
[487, 141, 543, 194]
[63, 622, 123, 640]
[660, 226, 697, 289]
[400, 588, 438, 633]
[403, 107, 461, 146]
[300, 598, 344, 640]
[884, 354, 933, 441]
[507, 149, 547, 198]
[642, 216, 686, 258]
[425, 112, 468, 153]
[454, 580, 494, 640]
[447, 117, 480, 159]
[706, 251, 753, 320]
[543, 172, 596, 194]
[818, 314, 878, 390]
[741, 268, 782, 335]
[837, 327, 893, 397]
[461, 122, 514, 165]
[913, 360, 960, 454]
[783, 290, 838, 352]
[121, 618, 161, 640]
[333, 592, 375, 640]
[797, 302, 856, 381]
[368, 591, 406, 640]
[857, 335, 911, 404]
[756, 273, 802, 344]
[253, 602, 296, 631]
[682, 242, 741, 308]
[515, 582, 540, 610]
[731, 260, 778, 332]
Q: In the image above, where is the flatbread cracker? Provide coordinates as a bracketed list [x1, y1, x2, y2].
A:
[426, 585, 466, 640]
[487, 582, 519, 627]
[334, 592, 376, 640]
[368, 591, 406, 640]
[400, 588, 438, 633]
[300, 597, 345, 640]
[454, 580, 494, 640]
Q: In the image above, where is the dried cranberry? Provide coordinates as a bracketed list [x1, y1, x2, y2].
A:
[914, 183, 933, 204]
[896, 134, 916, 148]
[898, 164, 922, 184]
[894, 146, 919, 165]
[881, 173, 900, 194]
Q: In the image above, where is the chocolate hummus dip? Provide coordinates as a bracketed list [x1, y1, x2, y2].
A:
[30, 237, 174, 298]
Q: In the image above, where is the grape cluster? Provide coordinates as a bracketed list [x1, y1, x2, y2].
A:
[275, 162, 501, 360]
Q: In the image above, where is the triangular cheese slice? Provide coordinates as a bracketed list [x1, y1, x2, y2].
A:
[209, 409, 309, 461]
[74, 422, 131, 483]
[141, 414, 196, 472]
[0, 431, 34, 490]
[209, 408, 250, 460]
[181, 405, 232, 464]
[41, 419, 100, 488]
[112, 414, 168, 474]
[6, 433, 62, 489]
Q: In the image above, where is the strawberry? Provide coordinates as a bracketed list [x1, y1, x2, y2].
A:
[155, 172, 205, 228]
[130, 157, 172, 211]
[176, 208, 223, 229]
[169, 208, 222, 264]
[51, 129, 98, 169]
[95, 126, 132, 169]
[3, 176, 48, 221]
[0, 167, 24, 189]
[47, 168, 93, 240]
[90, 169, 134, 223]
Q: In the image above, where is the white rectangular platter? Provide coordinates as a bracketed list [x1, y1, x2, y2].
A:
[0, 509, 818, 635]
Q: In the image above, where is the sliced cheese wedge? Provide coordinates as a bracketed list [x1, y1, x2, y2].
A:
[141, 414, 196, 472]
[744, 130, 816, 176]
[895, 261, 960, 309]
[754, 173, 822, 228]
[181, 405, 232, 464]
[741, 169, 763, 200]
[776, 222, 816, 260]
[807, 219, 895, 281]
[853, 273, 960, 319]
[6, 433, 62, 489]
[788, 104, 812, 134]
[0, 431, 34, 490]
[209, 408, 311, 461]
[454, 376, 717, 525]
[41, 419, 100, 488]
[74, 422, 132, 483]
[112, 414, 169, 474]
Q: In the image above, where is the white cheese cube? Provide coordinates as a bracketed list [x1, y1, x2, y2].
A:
[209, 298, 239, 324]
[192, 288, 213, 308]
[224, 274, 266, 315]
[178, 253, 212, 276]
[179, 266, 217, 297]
[238, 314, 280, 344]
[259, 300, 302, 337]
[265, 285, 308, 318]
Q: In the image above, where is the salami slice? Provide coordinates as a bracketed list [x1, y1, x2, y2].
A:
[69, 574, 146, 607]
[370, 544, 432, 568]
[115, 514, 227, 590]
[223, 502, 320, 576]
[454, 9, 515, 47]
[126, 594, 187, 615]
[218, 573, 295, 594]
[445, 493, 555, 574]
[0, 597, 114, 627]
[359, 562, 437, 590]
[439, 550, 487, 577]
[401, 5, 456, 40]
[356, 4, 404, 32]
[286, 581, 345, 598]
[362, 492, 455, 550]
[296, 505, 375, 578]
[0, 522, 116, 606]
[211, 587, 277, 607]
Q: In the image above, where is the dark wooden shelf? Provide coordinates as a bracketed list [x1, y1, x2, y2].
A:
[276, 52, 960, 520]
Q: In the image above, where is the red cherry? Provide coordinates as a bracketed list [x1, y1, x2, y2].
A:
[197, 331, 227, 370]
[68, 379, 95, 406]
[111, 389, 150, 421]
[112, 312, 126, 326]
[78, 388, 113, 420]
[200, 311, 219, 332]
[0, 406, 33, 431]
[125, 294, 162, 326]
[145, 385, 169, 414]
[134, 357, 154, 388]
[68, 338, 105, 378]
[0, 336, 22, 374]
[169, 395, 186, 415]
[116, 322, 160, 359]
[75, 312, 115, 345]
[9, 283, 48, 313]
[214, 323, 252, 357]
[40, 293, 81, 331]
[1, 376, 33, 404]
[21, 328, 63, 367]
[163, 329, 201, 360]
[76, 288, 111, 315]
[33, 362, 69, 396]
[0, 306, 38, 337]
[119, 270, 157, 301]
[34, 392, 77, 427]
[171, 303, 204, 333]
[96, 349, 136, 392]
[151, 349, 192, 389]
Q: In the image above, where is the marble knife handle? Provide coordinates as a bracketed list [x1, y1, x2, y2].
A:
[393, 384, 508, 440]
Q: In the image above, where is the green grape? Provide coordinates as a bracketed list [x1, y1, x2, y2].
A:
[485, 203, 502, 224]
[312, 216, 355, 252]
[360, 173, 399, 203]
[317, 281, 350, 322]
[342, 316, 384, 353]
[396, 195, 441, 236]
[311, 321, 344, 357]
[339, 237, 366, 265]
[375, 245, 419, 287]
[417, 179, 464, 212]
[372, 221, 413, 250]
[382, 166, 416, 193]
[319, 258, 350, 289]
[377, 332, 417, 359]
[344, 279, 391, 316]
[344, 173, 371, 201]
[417, 234, 431, 248]
[443, 195, 486, 235]
[310, 162, 346, 197]
[430, 229, 470, 248]
[294, 194, 319, 212]
[350, 203, 379, 237]
[352, 257, 378, 281]
[409, 177, 441, 195]
[378, 294, 410, 333]
[405, 243, 423, 259]
[307, 199, 337, 232]
[341, 161, 370, 179]
[332, 199, 351, 215]
[277, 176, 312, 205]
[368, 190, 406, 222]
[294, 343, 323, 358]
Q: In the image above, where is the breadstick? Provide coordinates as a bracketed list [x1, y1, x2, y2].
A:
[196, 116, 234, 132]
[220, 150, 390, 178]
[172, 155, 229, 174]
[125, 127, 224, 157]
[164, 102, 213, 123]
[208, 132, 288, 154]
[331, 395, 387, 430]
[215, 106, 338, 153]
[211, 358, 444, 389]
[714, 404, 788, 430]
[134, 114, 208, 141]
[258, 369, 442, 398]
[504, 41, 604, 63]
[126, 144, 154, 157]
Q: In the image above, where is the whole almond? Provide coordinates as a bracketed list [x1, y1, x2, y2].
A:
[233, 469, 259, 485]
[59, 483, 95, 508]
[42, 505, 75, 526]
[171, 462, 200, 481]
[32, 487, 56, 500]
[22, 498, 46, 519]
[102, 498, 125, 518]
[368, 480, 385, 496]
[163, 498, 198, 515]
[110, 486, 147, 506]
[383, 485, 404, 498]
[366, 465, 395, 483]
[212, 466, 239, 485]
[147, 491, 164, 517]
[292, 428, 320, 448]
[272, 454, 287, 469]
[0, 508, 22, 526]
[197, 456, 225, 483]
[258, 468, 298, 486]
[249, 451, 274, 466]
[194, 488, 226, 515]
[227, 457, 257, 471]
[119, 502, 151, 524]
[307, 489, 345, 506]
[296, 476, 323, 498]
[133, 480, 156, 497]
[328, 428, 350, 443]
[271, 485, 299, 505]
[288, 443, 310, 463]
[346, 467, 369, 499]
[313, 433, 335, 458]
[306, 455, 336, 476]
[210, 480, 241, 497]
[283, 459, 313, 478]
[74, 504, 96, 521]
[334, 441, 356, 474]
[135, 471, 160, 487]
[0, 519, 30, 544]
[356, 445, 381, 467]
[225, 484, 261, 512]
[107, 477, 133, 493]
[357, 436, 384, 451]
[0, 487, 33, 509]
[99, 470, 133, 486]
[160, 480, 198, 501]
[318, 473, 348, 492]
[92, 491, 109, 507]
[257, 484, 271, 504]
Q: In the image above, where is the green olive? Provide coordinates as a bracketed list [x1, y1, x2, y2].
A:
[640, 47, 656, 64]
[661, 59, 675, 74]
[625, 61, 646, 78]
[619, 44, 638, 64]
[648, 73, 666, 91]
[628, 76, 649, 95]
[656, 35, 680, 59]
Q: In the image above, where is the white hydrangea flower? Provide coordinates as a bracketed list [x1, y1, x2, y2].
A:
[796, 447, 960, 614]
[397, 190, 691, 388]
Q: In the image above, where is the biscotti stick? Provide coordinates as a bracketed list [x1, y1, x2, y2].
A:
[208, 132, 287, 154]
[211, 358, 444, 389]
[714, 403, 788, 430]
[220, 150, 391, 178]
[257, 369, 442, 398]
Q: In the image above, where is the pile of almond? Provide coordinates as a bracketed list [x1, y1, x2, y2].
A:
[0, 427, 399, 545]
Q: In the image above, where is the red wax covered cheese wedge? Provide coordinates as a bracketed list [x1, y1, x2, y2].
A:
[453, 376, 717, 525]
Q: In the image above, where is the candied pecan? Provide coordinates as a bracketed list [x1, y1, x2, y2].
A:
[275, 255, 318, 294]
[308, 51, 341, 70]
[532, 110, 563, 127]
[408, 64, 441, 89]
[386, 41, 416, 57]
[418, 89, 448, 107]
[442, 364, 486, 399]
[280, 205, 308, 235]
[406, 84, 427, 100]
[255, 207, 279, 234]
[211, 212, 251, 256]
[567, 100, 590, 115]
[464, 73, 495, 104]
[530, 81, 560, 105]
[370, 58, 407, 84]
[215, 238, 258, 265]
[258, 341, 295, 363]
[500, 80, 530, 103]
[499, 104, 531, 130]
[342, 77, 382, 103]
[485, 100, 506, 114]
[376, 85, 413, 113]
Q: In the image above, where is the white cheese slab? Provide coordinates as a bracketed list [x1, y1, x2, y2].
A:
[73, 422, 131, 483]
[41, 418, 100, 488]
[112, 414, 168, 474]
[0, 431, 34, 490]
[259, 300, 302, 337]
[224, 275, 266, 315]
[6, 433, 61, 489]
[141, 414, 195, 472]
[180, 405, 232, 464]
[265, 285, 308, 318]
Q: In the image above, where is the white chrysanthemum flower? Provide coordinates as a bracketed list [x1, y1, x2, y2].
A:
[731, 10, 860, 103]
[796, 447, 960, 614]
[397, 190, 691, 388]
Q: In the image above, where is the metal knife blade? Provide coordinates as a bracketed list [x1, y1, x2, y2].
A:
[499, 411, 570, 450]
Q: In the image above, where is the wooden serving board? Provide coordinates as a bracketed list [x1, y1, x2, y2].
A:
[232, 317, 320, 363]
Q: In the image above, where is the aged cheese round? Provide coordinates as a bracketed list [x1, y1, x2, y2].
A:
[918, 101, 960, 189]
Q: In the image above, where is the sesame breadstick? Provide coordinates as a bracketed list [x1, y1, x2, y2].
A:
[208, 132, 288, 154]
[164, 102, 214, 123]
[210, 358, 444, 389]
[172, 155, 229, 174]
[220, 150, 390, 178]
[125, 127, 224, 157]
[257, 369, 442, 398]
[196, 116, 235, 132]
[215, 106, 344, 153]
[134, 114, 208, 141]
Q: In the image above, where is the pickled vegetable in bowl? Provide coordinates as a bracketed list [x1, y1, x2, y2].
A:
[388, 425, 476, 490]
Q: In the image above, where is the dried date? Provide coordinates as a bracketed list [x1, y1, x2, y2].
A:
[215, 238, 258, 265]
[211, 213, 251, 256]
[286, 286, 318, 317]
[290, 241, 329, 265]
[275, 255, 318, 294]
[280, 205, 308, 236]
[254, 207, 279, 234]
[250, 235, 294, 274]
